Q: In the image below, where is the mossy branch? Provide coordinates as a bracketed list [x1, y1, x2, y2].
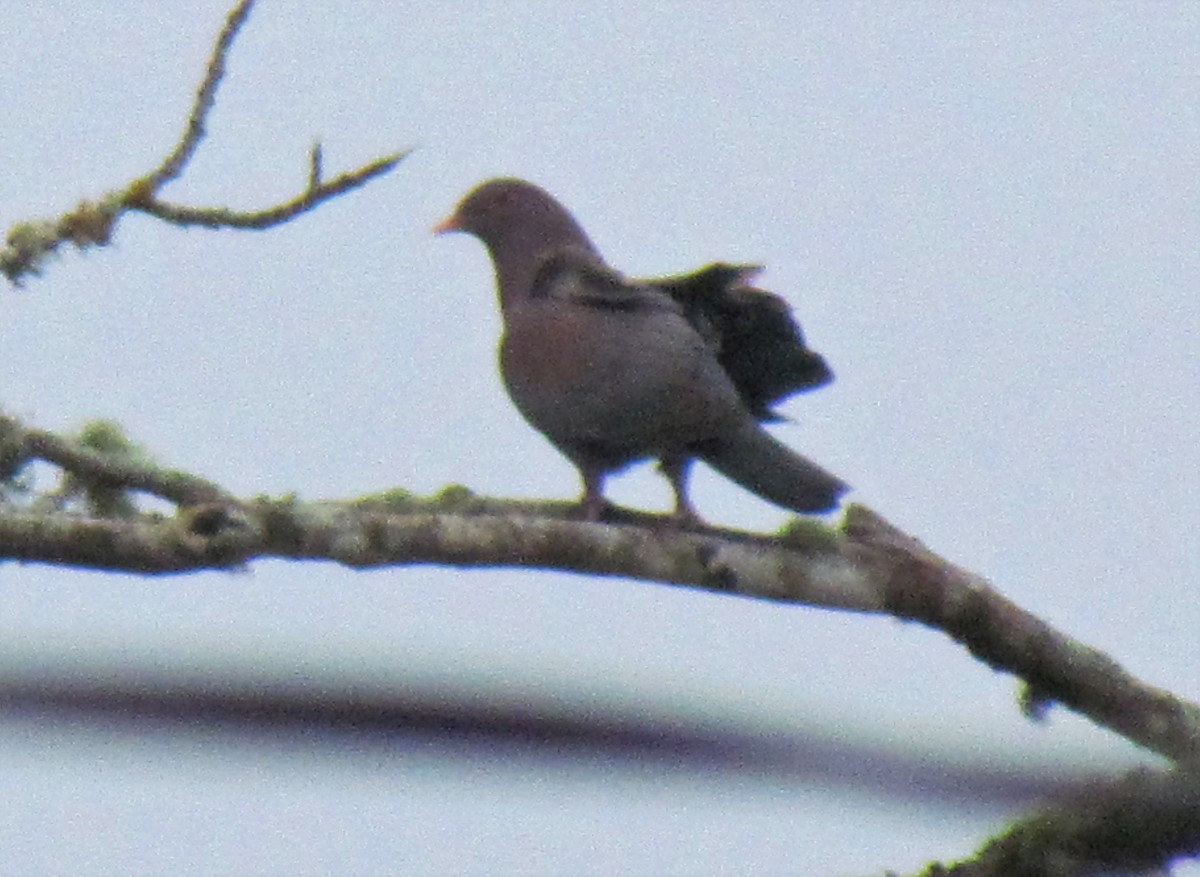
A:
[2, 410, 1198, 776]
[906, 768, 1200, 876]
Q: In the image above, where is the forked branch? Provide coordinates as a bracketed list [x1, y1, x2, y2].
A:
[0, 0, 405, 285]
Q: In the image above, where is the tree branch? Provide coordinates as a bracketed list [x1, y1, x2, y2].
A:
[2, 412, 1198, 773]
[129, 150, 408, 230]
[909, 768, 1200, 876]
[7, 418, 233, 507]
[0, 0, 405, 285]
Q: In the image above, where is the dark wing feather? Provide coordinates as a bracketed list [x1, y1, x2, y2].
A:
[645, 263, 833, 421]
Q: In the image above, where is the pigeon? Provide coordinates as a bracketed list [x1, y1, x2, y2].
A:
[435, 177, 847, 522]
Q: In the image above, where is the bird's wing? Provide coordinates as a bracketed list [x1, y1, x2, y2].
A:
[529, 249, 682, 316]
[640, 262, 834, 420]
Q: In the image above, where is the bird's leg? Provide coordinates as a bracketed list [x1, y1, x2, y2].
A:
[579, 466, 610, 522]
[659, 456, 703, 526]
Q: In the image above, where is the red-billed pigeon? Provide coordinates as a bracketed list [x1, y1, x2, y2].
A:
[435, 177, 847, 523]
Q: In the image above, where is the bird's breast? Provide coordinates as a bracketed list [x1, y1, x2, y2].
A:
[498, 300, 746, 452]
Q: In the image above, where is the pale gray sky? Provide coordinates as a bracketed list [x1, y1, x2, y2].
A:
[3, 1, 1198, 873]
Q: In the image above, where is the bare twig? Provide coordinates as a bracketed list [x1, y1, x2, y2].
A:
[308, 142, 324, 190]
[130, 150, 408, 230]
[1, 0, 404, 284]
[143, 0, 256, 190]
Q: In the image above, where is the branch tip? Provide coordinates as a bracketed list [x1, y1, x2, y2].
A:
[309, 142, 324, 190]
[146, 0, 258, 191]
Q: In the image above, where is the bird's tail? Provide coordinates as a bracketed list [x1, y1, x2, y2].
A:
[699, 422, 848, 514]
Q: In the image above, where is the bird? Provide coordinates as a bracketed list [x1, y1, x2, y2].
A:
[434, 177, 847, 523]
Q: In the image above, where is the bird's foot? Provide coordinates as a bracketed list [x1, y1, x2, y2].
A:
[667, 500, 707, 530]
[579, 493, 616, 522]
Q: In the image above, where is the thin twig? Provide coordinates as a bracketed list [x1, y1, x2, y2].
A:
[132, 151, 408, 229]
[143, 0, 256, 190]
[308, 142, 324, 190]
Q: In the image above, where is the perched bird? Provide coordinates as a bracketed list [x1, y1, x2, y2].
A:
[434, 177, 847, 522]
